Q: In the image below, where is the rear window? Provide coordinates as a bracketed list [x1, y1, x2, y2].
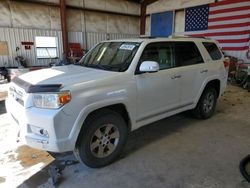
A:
[174, 42, 204, 67]
[203, 42, 222, 60]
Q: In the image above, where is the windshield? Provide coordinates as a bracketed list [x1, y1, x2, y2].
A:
[78, 42, 141, 72]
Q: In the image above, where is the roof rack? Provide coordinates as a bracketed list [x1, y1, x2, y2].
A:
[169, 34, 209, 39]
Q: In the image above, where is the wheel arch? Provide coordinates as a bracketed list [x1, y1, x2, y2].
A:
[195, 78, 221, 105]
[204, 79, 221, 98]
[74, 103, 132, 148]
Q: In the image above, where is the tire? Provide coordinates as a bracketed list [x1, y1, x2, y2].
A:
[239, 155, 250, 183]
[192, 87, 217, 119]
[74, 109, 128, 168]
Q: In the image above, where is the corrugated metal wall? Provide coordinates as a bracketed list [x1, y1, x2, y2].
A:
[0, 28, 138, 67]
[0, 28, 63, 67]
[68, 32, 138, 50]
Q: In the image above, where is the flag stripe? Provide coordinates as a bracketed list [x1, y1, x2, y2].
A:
[208, 22, 250, 29]
[190, 30, 250, 37]
[208, 14, 250, 22]
[209, 5, 250, 15]
[206, 34, 250, 40]
[222, 46, 249, 51]
[209, 2, 249, 11]
[210, 0, 250, 7]
[220, 42, 249, 48]
[184, 34, 249, 40]
[217, 38, 250, 43]
[209, 9, 250, 19]
[186, 26, 249, 34]
[208, 18, 250, 26]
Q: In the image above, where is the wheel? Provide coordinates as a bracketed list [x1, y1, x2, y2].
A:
[74, 110, 128, 168]
[192, 87, 217, 119]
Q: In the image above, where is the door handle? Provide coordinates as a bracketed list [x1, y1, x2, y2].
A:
[171, 75, 182, 79]
[200, 69, 208, 73]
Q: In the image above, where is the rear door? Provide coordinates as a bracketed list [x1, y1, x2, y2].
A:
[173, 41, 206, 106]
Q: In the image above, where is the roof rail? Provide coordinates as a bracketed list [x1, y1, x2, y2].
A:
[169, 34, 209, 39]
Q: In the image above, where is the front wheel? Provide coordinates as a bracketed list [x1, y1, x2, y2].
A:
[74, 110, 128, 168]
[192, 87, 217, 119]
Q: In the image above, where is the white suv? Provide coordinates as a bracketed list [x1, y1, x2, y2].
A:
[6, 37, 227, 167]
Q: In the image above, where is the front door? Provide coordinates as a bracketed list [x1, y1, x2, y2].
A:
[135, 42, 182, 123]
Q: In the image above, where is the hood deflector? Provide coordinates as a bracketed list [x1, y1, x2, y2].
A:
[13, 77, 62, 93]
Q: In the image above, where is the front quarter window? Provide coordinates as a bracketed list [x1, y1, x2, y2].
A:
[78, 42, 140, 72]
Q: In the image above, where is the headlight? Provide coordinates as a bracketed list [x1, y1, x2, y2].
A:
[33, 91, 71, 109]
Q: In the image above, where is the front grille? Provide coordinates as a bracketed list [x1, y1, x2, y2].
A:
[9, 86, 24, 106]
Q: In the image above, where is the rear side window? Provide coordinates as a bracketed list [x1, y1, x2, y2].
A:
[203, 42, 222, 60]
[174, 42, 204, 67]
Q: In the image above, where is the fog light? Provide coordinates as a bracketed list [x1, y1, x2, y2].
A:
[28, 124, 49, 138]
[39, 129, 49, 137]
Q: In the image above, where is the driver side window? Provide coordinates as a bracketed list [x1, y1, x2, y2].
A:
[138, 42, 175, 71]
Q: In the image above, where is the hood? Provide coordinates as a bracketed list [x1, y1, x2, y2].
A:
[19, 65, 118, 86]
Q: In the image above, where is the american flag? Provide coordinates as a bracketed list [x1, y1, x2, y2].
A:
[184, 0, 250, 59]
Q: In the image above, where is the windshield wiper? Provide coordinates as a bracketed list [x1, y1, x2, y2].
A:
[84, 64, 113, 71]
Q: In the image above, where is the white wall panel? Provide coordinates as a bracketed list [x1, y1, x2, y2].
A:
[66, 0, 140, 15]
[174, 10, 185, 34]
[107, 15, 129, 34]
[84, 0, 106, 10]
[106, 0, 128, 14]
[85, 12, 107, 33]
[127, 1, 140, 15]
[128, 17, 140, 34]
[67, 9, 84, 32]
[0, 0, 139, 33]
[147, 0, 214, 14]
[11, 2, 51, 29]
[145, 17, 151, 36]
[0, 1, 11, 27]
[50, 7, 61, 30]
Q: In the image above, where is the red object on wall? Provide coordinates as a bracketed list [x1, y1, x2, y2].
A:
[25, 45, 31, 50]
[68, 43, 85, 58]
[21, 42, 34, 46]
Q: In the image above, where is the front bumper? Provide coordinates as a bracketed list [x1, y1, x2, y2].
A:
[5, 96, 75, 152]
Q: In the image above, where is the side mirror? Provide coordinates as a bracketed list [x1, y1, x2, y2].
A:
[139, 61, 159, 73]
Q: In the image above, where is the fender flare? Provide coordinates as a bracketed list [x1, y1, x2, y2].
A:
[194, 77, 221, 105]
[68, 98, 132, 149]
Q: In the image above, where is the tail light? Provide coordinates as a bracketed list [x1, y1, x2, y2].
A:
[223, 57, 230, 71]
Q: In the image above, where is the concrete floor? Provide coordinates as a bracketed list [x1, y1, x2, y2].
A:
[0, 84, 250, 188]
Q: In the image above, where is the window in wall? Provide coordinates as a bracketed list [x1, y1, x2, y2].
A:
[35, 36, 58, 59]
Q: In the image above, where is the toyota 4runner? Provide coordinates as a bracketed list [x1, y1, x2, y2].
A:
[6, 36, 228, 168]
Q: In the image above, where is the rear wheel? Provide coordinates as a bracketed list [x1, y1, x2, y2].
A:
[74, 110, 128, 168]
[192, 87, 217, 119]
